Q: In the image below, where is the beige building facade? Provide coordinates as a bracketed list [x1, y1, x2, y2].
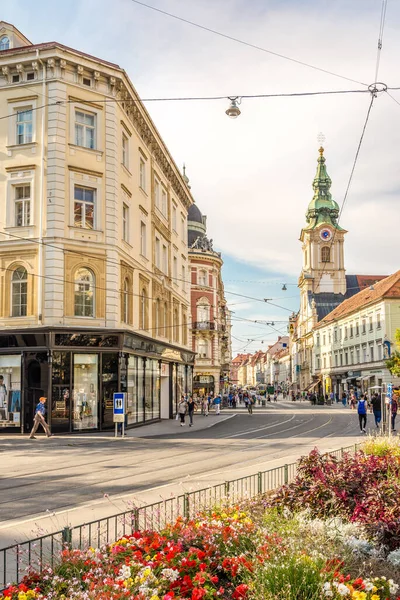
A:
[0, 22, 194, 433]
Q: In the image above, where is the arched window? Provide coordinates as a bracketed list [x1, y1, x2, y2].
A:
[198, 269, 207, 286]
[11, 267, 27, 317]
[122, 278, 129, 323]
[0, 37, 10, 51]
[140, 288, 148, 330]
[197, 299, 210, 323]
[74, 268, 95, 317]
[321, 246, 330, 263]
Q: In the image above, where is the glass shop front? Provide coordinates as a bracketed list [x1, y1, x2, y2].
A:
[0, 329, 194, 434]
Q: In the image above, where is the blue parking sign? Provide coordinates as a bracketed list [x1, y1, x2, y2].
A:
[113, 393, 125, 422]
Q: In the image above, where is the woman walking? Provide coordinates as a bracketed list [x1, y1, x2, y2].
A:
[177, 396, 187, 426]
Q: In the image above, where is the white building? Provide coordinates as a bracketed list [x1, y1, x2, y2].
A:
[313, 271, 400, 397]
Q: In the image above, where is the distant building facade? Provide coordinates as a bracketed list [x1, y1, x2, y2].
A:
[188, 202, 231, 397]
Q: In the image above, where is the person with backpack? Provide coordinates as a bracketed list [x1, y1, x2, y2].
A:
[357, 395, 368, 433]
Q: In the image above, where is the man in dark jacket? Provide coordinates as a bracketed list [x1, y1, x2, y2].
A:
[370, 393, 382, 428]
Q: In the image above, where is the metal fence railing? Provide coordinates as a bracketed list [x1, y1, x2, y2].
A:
[0, 443, 360, 590]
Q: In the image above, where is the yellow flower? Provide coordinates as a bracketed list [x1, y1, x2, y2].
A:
[150, 596, 160, 600]
[26, 593, 36, 600]
[352, 592, 367, 600]
[18, 593, 27, 600]
[371, 595, 380, 600]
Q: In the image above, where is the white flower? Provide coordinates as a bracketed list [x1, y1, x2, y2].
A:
[389, 579, 399, 595]
[117, 564, 131, 581]
[161, 568, 179, 582]
[364, 580, 374, 592]
[336, 583, 350, 596]
[323, 582, 331, 591]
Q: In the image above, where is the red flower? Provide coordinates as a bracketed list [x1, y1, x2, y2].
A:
[232, 583, 249, 599]
[192, 588, 207, 600]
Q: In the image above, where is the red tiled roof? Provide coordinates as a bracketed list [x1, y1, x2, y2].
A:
[316, 270, 400, 327]
[355, 275, 387, 289]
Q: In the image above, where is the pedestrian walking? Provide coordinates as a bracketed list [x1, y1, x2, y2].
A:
[357, 395, 368, 433]
[391, 394, 398, 432]
[187, 396, 197, 427]
[177, 397, 187, 426]
[370, 392, 382, 428]
[214, 394, 221, 415]
[29, 397, 52, 439]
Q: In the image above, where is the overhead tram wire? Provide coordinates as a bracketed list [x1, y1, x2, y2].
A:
[314, 92, 376, 293]
[130, 0, 368, 87]
[374, 0, 388, 84]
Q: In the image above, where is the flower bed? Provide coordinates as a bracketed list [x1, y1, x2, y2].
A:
[2, 439, 400, 599]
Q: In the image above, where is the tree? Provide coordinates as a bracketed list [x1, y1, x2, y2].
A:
[386, 329, 400, 376]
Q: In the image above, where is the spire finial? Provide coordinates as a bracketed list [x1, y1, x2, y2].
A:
[182, 163, 191, 188]
[317, 132, 325, 156]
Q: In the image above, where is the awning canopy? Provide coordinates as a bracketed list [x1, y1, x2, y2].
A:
[305, 379, 321, 392]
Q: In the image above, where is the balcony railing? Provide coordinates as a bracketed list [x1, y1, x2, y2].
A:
[193, 321, 216, 330]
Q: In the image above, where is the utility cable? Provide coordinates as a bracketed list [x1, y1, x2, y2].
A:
[130, 0, 368, 87]
[314, 93, 375, 293]
[374, 0, 388, 83]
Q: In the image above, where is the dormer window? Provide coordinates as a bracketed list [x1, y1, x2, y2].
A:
[0, 36, 10, 51]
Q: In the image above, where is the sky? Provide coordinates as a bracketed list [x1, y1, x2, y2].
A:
[3, 0, 400, 354]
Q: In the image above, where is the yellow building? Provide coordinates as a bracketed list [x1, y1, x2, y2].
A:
[0, 22, 194, 433]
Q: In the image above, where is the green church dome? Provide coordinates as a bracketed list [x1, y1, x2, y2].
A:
[304, 147, 343, 230]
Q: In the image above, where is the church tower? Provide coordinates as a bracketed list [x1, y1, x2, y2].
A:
[299, 146, 347, 298]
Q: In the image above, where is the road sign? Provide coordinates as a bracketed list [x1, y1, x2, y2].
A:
[387, 383, 393, 401]
[113, 393, 125, 423]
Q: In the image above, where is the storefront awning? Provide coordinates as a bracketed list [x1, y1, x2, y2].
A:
[305, 379, 321, 392]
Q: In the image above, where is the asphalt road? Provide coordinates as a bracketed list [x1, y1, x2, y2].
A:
[0, 401, 367, 547]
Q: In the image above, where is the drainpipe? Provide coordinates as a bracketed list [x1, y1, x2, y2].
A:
[36, 49, 46, 324]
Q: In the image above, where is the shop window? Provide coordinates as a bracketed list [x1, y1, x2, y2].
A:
[11, 266, 28, 317]
[137, 356, 145, 422]
[74, 268, 95, 317]
[152, 360, 160, 419]
[127, 355, 138, 425]
[0, 355, 21, 426]
[51, 352, 71, 432]
[145, 359, 152, 419]
[72, 354, 98, 430]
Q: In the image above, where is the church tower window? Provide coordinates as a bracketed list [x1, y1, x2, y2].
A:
[321, 246, 330, 263]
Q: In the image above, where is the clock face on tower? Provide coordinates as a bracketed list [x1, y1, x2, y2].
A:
[320, 228, 332, 241]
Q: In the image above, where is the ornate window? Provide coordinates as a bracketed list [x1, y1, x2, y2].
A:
[74, 268, 95, 317]
[74, 110, 96, 149]
[198, 269, 207, 286]
[174, 308, 179, 342]
[321, 246, 330, 263]
[197, 299, 210, 323]
[122, 278, 129, 323]
[197, 338, 208, 358]
[16, 109, 33, 144]
[0, 36, 10, 51]
[11, 267, 27, 317]
[140, 288, 148, 330]
[15, 184, 31, 226]
[164, 302, 168, 335]
[155, 298, 161, 335]
[74, 186, 95, 229]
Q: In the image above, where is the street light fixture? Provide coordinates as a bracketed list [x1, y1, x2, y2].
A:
[226, 97, 241, 118]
